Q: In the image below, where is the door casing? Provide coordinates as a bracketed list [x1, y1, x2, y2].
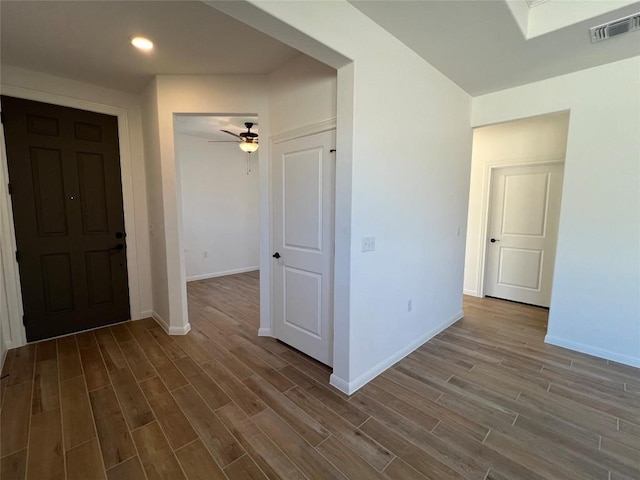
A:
[0, 85, 143, 348]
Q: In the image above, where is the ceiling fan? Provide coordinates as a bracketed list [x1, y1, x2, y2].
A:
[209, 122, 259, 153]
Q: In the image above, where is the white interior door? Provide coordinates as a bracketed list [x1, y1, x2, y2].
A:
[485, 163, 563, 307]
[272, 130, 335, 366]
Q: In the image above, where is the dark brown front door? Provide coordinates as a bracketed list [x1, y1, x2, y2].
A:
[2, 96, 130, 341]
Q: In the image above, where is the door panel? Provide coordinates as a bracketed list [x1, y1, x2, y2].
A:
[284, 149, 322, 250]
[501, 172, 549, 236]
[2, 95, 130, 341]
[31, 147, 68, 236]
[485, 163, 563, 307]
[272, 130, 335, 366]
[77, 152, 109, 233]
[497, 248, 543, 289]
[284, 267, 322, 337]
[85, 251, 114, 306]
[27, 113, 60, 136]
[41, 253, 74, 313]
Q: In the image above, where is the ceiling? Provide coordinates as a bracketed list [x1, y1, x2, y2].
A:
[1, 1, 638, 97]
[350, 0, 640, 95]
[174, 115, 258, 142]
[0, 1, 300, 93]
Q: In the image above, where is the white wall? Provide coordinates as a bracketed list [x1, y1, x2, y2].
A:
[473, 56, 640, 367]
[0, 65, 154, 348]
[146, 75, 270, 334]
[269, 54, 337, 134]
[176, 134, 259, 281]
[212, 1, 473, 393]
[464, 112, 569, 296]
[141, 79, 170, 326]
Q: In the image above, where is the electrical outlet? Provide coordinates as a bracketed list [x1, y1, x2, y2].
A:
[407, 299, 413, 312]
[362, 236, 376, 252]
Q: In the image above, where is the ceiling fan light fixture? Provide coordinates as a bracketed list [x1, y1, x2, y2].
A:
[239, 141, 259, 153]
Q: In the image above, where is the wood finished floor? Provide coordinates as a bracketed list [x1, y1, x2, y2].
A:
[1, 271, 639, 479]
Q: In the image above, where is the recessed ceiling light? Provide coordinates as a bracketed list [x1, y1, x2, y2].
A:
[131, 36, 153, 51]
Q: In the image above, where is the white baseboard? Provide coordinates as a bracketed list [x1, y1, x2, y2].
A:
[151, 311, 191, 336]
[330, 310, 464, 395]
[463, 289, 480, 297]
[169, 324, 191, 335]
[545, 335, 640, 368]
[258, 328, 272, 337]
[137, 310, 153, 320]
[187, 267, 259, 283]
[328, 374, 350, 394]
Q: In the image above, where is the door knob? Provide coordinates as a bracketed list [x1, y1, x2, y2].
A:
[272, 252, 281, 259]
[110, 243, 125, 252]
[115, 232, 125, 239]
[490, 238, 500, 243]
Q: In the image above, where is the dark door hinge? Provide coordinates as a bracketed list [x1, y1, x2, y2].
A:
[22, 315, 26, 326]
[0, 111, 4, 125]
[7, 183, 12, 195]
[15, 251, 19, 262]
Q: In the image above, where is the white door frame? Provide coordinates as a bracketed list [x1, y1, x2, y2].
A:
[267, 118, 336, 345]
[0, 85, 143, 348]
[476, 158, 565, 299]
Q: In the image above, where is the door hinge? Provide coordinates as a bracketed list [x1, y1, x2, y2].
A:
[0, 111, 4, 125]
[15, 251, 19, 263]
[22, 315, 26, 326]
[7, 183, 12, 195]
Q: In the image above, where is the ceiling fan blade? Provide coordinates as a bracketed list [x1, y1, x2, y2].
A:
[207, 140, 240, 143]
[221, 129, 243, 140]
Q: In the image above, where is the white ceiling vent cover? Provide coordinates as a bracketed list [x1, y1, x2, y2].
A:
[590, 12, 640, 43]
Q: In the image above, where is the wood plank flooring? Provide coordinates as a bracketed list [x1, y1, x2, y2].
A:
[1, 270, 639, 479]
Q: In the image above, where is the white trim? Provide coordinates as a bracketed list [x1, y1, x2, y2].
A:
[476, 158, 565, 298]
[258, 327, 272, 337]
[545, 335, 640, 368]
[152, 310, 170, 332]
[139, 310, 154, 319]
[170, 324, 191, 335]
[463, 288, 480, 297]
[186, 267, 258, 283]
[0, 347, 7, 372]
[151, 310, 191, 336]
[271, 118, 336, 144]
[329, 310, 464, 395]
[0, 85, 143, 347]
[0, 121, 25, 348]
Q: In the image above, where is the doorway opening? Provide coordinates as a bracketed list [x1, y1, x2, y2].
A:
[174, 114, 260, 321]
[463, 112, 570, 330]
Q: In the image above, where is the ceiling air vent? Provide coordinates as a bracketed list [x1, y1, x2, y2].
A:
[590, 12, 640, 43]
